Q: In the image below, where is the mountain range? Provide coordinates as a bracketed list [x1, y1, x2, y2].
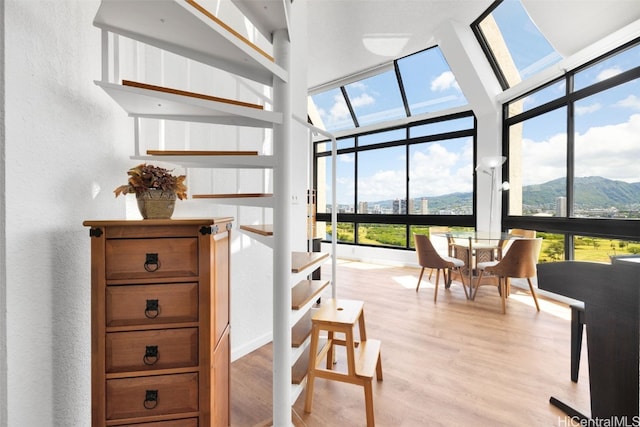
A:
[354, 176, 640, 214]
[425, 176, 640, 213]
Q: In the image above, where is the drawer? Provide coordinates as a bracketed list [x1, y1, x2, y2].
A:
[118, 418, 198, 427]
[106, 328, 198, 373]
[106, 283, 198, 327]
[106, 373, 198, 420]
[106, 237, 198, 280]
[117, 419, 197, 427]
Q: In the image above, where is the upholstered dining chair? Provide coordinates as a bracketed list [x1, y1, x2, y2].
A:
[497, 228, 536, 259]
[414, 233, 468, 302]
[474, 238, 542, 313]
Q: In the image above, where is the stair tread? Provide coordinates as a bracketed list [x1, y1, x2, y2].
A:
[291, 310, 312, 348]
[123, 80, 263, 110]
[291, 345, 310, 385]
[291, 252, 329, 273]
[193, 193, 273, 199]
[291, 279, 329, 310]
[147, 150, 259, 156]
[239, 224, 273, 236]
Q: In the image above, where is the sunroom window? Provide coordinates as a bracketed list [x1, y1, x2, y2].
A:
[309, 46, 467, 133]
[472, 0, 563, 89]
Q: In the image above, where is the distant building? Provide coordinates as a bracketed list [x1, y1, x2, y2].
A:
[358, 201, 368, 214]
[393, 198, 407, 214]
[556, 196, 567, 217]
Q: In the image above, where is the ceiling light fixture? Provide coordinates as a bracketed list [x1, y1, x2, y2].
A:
[362, 34, 410, 57]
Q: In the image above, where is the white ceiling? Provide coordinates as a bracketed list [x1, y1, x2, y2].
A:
[305, 0, 640, 91]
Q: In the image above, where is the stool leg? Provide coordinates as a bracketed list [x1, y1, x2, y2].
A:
[570, 307, 584, 382]
[376, 352, 383, 381]
[364, 380, 375, 427]
[304, 324, 320, 413]
[326, 331, 335, 370]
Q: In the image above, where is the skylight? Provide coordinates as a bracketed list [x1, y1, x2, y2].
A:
[473, 0, 563, 89]
[310, 46, 467, 133]
[397, 48, 467, 115]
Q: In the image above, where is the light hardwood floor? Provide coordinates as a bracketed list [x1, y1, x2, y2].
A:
[231, 259, 591, 426]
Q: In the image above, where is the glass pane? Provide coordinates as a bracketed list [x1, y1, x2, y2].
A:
[574, 42, 640, 91]
[315, 137, 355, 154]
[324, 222, 355, 243]
[317, 152, 356, 214]
[538, 232, 566, 262]
[310, 88, 355, 132]
[574, 236, 640, 263]
[508, 107, 567, 216]
[506, 79, 566, 118]
[478, 0, 562, 87]
[397, 47, 467, 115]
[344, 69, 406, 127]
[573, 79, 640, 219]
[357, 146, 406, 214]
[409, 137, 473, 215]
[357, 223, 407, 247]
[358, 129, 406, 146]
[409, 116, 474, 138]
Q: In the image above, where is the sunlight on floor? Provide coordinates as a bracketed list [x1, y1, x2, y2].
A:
[334, 259, 572, 320]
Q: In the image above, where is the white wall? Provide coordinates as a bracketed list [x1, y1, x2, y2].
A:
[2, 1, 131, 425]
[0, 0, 302, 425]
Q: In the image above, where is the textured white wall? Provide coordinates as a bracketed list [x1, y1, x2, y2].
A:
[0, 0, 296, 425]
[3, 1, 132, 425]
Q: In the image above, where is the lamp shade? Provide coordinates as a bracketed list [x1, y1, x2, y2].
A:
[477, 155, 506, 169]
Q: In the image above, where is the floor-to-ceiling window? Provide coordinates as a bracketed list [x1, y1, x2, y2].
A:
[501, 39, 640, 261]
[314, 111, 476, 249]
[311, 46, 476, 250]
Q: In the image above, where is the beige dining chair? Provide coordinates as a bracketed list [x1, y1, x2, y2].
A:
[474, 238, 542, 314]
[497, 228, 536, 259]
[414, 234, 468, 302]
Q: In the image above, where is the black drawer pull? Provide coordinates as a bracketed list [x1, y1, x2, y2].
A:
[143, 389, 158, 410]
[144, 299, 159, 319]
[143, 345, 159, 365]
[144, 253, 160, 272]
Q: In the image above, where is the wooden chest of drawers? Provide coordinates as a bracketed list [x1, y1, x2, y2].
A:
[84, 219, 232, 427]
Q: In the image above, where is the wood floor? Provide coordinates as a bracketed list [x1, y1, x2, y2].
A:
[230, 259, 591, 426]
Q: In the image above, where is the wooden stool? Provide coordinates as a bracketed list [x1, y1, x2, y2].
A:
[304, 299, 383, 426]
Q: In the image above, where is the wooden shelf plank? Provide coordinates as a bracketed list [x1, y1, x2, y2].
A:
[93, 0, 287, 85]
[147, 150, 259, 156]
[291, 252, 329, 274]
[291, 280, 329, 310]
[239, 224, 273, 236]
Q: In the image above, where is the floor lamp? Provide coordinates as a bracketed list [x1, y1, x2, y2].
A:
[476, 156, 507, 232]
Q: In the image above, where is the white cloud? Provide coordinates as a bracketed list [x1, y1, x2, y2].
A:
[616, 95, 640, 110]
[407, 141, 473, 198]
[339, 153, 355, 163]
[575, 103, 601, 115]
[358, 168, 405, 201]
[431, 71, 460, 92]
[596, 67, 622, 82]
[350, 92, 375, 108]
[520, 113, 640, 185]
